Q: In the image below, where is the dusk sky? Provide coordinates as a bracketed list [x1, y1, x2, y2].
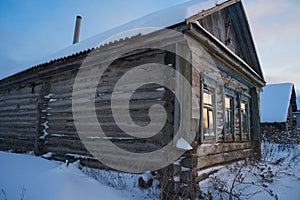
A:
[0, 0, 299, 95]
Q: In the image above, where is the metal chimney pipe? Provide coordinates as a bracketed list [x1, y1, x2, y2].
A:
[73, 16, 82, 44]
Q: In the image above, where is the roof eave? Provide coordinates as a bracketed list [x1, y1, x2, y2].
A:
[186, 0, 240, 23]
[238, 1, 265, 80]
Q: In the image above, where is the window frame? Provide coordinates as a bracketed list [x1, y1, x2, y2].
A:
[199, 73, 217, 143]
[239, 94, 251, 141]
[225, 95, 234, 137]
[221, 87, 236, 142]
[203, 88, 215, 137]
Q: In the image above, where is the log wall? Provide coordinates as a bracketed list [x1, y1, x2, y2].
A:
[0, 79, 42, 152]
[0, 31, 182, 170]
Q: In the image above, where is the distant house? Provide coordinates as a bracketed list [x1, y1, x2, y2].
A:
[260, 83, 297, 132]
[294, 97, 300, 130]
[0, 0, 265, 198]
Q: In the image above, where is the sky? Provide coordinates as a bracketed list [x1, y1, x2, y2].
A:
[0, 0, 299, 96]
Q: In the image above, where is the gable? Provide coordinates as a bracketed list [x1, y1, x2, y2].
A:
[195, 1, 263, 78]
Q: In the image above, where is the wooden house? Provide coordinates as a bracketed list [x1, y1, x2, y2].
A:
[260, 83, 298, 132]
[0, 0, 265, 198]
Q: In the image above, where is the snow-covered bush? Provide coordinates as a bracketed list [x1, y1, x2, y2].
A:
[81, 167, 160, 199]
[198, 130, 300, 200]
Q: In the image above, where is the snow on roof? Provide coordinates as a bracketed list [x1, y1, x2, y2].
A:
[297, 97, 300, 111]
[260, 83, 294, 123]
[1, 0, 228, 80]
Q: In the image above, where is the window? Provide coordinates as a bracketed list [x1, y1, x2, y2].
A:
[225, 96, 234, 135]
[203, 89, 215, 136]
[199, 72, 217, 143]
[240, 101, 249, 137]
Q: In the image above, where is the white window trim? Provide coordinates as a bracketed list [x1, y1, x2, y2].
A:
[239, 94, 251, 141]
[222, 87, 236, 142]
[200, 72, 217, 143]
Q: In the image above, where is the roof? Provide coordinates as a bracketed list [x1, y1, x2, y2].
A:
[1, 0, 263, 83]
[297, 97, 300, 111]
[0, 0, 222, 78]
[260, 83, 296, 123]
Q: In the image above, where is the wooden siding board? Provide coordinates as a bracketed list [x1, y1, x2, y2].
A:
[196, 2, 263, 78]
[196, 147, 252, 171]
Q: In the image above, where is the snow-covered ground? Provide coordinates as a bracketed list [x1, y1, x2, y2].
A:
[199, 142, 300, 199]
[0, 152, 158, 200]
[0, 134, 299, 199]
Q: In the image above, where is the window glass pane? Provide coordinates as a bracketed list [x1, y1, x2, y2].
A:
[225, 96, 233, 135]
[225, 110, 230, 132]
[204, 92, 212, 105]
[243, 114, 247, 131]
[241, 102, 246, 111]
[208, 110, 214, 135]
[240, 101, 249, 135]
[202, 89, 215, 138]
[225, 97, 231, 108]
[203, 108, 208, 135]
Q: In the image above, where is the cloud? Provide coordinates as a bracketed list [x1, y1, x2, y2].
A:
[266, 71, 300, 92]
[243, 0, 300, 96]
[245, 0, 300, 49]
[245, 0, 290, 21]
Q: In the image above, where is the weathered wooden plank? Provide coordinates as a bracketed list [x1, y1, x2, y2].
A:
[0, 109, 38, 117]
[45, 99, 171, 115]
[196, 142, 251, 156]
[0, 121, 37, 128]
[0, 127, 36, 135]
[0, 92, 40, 101]
[196, 148, 252, 170]
[0, 115, 37, 123]
[44, 138, 164, 160]
[0, 96, 38, 106]
[0, 108, 37, 114]
[0, 137, 35, 151]
[48, 82, 170, 100]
